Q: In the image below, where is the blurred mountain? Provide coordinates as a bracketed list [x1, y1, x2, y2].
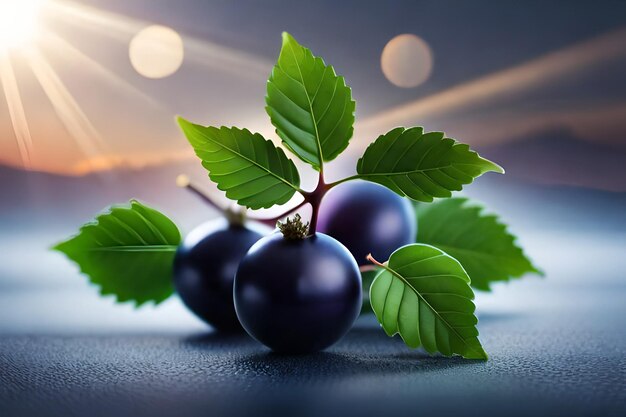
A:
[1, 157, 624, 236]
[462, 174, 626, 233]
[476, 129, 626, 192]
[0, 161, 218, 234]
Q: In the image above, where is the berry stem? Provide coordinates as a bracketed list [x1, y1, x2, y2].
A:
[277, 168, 361, 236]
[178, 174, 245, 226]
[177, 175, 224, 213]
[248, 200, 308, 227]
[178, 174, 310, 229]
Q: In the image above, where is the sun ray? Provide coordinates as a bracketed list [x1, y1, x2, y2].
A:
[359, 27, 626, 138]
[47, 0, 271, 79]
[42, 32, 166, 110]
[183, 37, 272, 80]
[0, 51, 33, 169]
[46, 0, 143, 42]
[432, 100, 626, 148]
[24, 46, 106, 168]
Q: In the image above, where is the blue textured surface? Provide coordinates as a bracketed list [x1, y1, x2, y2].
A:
[1, 285, 625, 417]
[1, 230, 625, 417]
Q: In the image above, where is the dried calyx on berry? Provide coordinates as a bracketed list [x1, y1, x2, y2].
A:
[224, 206, 246, 227]
[277, 214, 309, 240]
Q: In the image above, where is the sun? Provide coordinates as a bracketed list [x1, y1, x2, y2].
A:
[0, 0, 46, 50]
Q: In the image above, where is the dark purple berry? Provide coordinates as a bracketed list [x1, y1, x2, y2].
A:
[173, 219, 268, 332]
[318, 181, 416, 265]
[234, 226, 362, 353]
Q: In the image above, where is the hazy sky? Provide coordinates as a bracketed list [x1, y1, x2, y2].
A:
[1, 0, 625, 189]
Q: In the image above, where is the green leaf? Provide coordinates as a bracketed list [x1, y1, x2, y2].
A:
[266, 32, 355, 170]
[369, 244, 487, 360]
[178, 117, 301, 209]
[52, 200, 181, 306]
[416, 198, 542, 291]
[356, 127, 504, 202]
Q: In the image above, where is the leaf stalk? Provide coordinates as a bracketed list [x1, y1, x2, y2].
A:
[326, 175, 360, 190]
[366, 253, 385, 268]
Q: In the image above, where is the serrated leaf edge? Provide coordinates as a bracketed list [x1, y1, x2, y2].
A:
[52, 200, 179, 308]
[417, 197, 543, 291]
[356, 127, 504, 202]
[265, 32, 355, 170]
[178, 117, 302, 209]
[369, 244, 488, 360]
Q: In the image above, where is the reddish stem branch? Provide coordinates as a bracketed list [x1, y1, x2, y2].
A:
[177, 175, 224, 213]
[305, 169, 327, 235]
[178, 174, 316, 229]
[286, 167, 333, 236]
[179, 167, 358, 235]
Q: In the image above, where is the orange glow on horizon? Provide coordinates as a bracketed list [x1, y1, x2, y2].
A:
[0, 2, 624, 181]
[0, 0, 274, 175]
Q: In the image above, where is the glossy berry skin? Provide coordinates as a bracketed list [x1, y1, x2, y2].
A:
[234, 233, 362, 353]
[173, 219, 267, 332]
[317, 181, 416, 265]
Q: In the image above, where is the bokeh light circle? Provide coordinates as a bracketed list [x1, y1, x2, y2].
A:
[129, 25, 184, 79]
[381, 34, 433, 88]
